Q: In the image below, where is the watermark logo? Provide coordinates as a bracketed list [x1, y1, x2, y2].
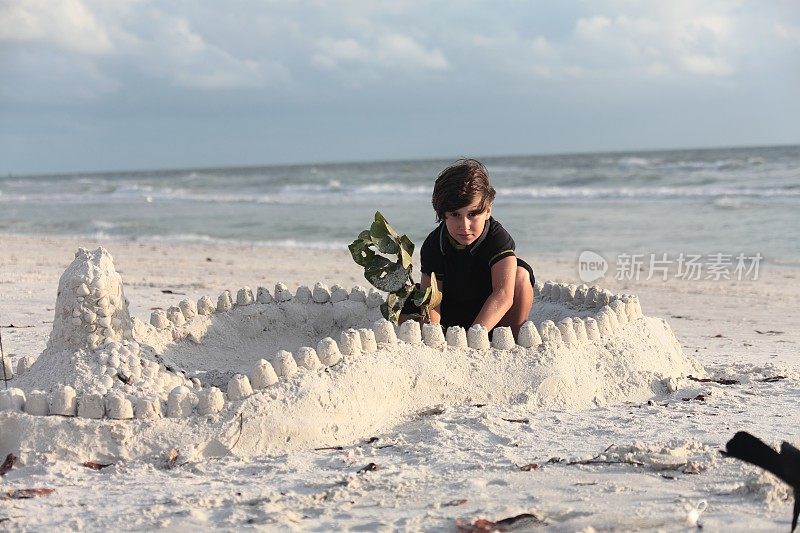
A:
[578, 250, 608, 283]
[576, 251, 763, 282]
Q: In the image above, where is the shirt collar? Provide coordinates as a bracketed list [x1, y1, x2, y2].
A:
[438, 217, 492, 256]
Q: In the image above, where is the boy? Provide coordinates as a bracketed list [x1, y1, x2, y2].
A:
[407, 158, 534, 338]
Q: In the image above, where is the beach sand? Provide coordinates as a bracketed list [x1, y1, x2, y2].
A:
[1, 233, 798, 530]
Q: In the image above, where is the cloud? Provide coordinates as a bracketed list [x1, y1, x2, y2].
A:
[3, 0, 794, 104]
[575, 15, 613, 36]
[566, 7, 738, 78]
[444, 3, 750, 83]
[775, 22, 800, 45]
[138, 13, 279, 90]
[1, 1, 798, 153]
[0, 0, 290, 100]
[313, 33, 448, 72]
[679, 54, 733, 76]
[0, 0, 114, 54]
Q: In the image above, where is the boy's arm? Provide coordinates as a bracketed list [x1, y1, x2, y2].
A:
[472, 256, 516, 331]
[420, 273, 442, 324]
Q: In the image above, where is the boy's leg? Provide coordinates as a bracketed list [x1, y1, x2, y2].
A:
[496, 266, 534, 338]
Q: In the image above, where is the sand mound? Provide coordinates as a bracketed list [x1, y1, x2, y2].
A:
[0, 247, 703, 463]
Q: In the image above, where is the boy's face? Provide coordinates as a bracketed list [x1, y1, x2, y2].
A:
[444, 198, 492, 246]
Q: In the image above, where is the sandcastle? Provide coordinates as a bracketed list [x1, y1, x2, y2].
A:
[0, 247, 703, 463]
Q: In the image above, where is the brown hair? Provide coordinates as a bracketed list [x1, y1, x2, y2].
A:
[432, 158, 496, 222]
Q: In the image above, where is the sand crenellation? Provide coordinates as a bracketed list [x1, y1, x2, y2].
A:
[0, 246, 709, 464]
[0, 246, 702, 465]
[5, 277, 643, 419]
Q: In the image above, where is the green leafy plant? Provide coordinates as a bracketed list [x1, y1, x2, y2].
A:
[349, 211, 442, 324]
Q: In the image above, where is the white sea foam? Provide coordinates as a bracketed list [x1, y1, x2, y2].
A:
[3, 182, 798, 206]
[2, 146, 798, 263]
[142, 234, 348, 250]
[493, 186, 800, 200]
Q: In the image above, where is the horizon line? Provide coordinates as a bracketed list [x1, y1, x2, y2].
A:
[7, 141, 799, 179]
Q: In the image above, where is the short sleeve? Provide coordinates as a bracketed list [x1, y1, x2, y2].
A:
[420, 228, 445, 278]
[485, 220, 516, 267]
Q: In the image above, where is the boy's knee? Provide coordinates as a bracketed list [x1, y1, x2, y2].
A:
[514, 266, 531, 289]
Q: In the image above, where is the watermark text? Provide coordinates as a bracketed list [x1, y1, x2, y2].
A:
[578, 252, 762, 282]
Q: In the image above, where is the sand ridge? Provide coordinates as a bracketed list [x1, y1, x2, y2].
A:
[1, 246, 703, 463]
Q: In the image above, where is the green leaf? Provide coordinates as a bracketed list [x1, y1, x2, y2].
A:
[399, 281, 416, 298]
[380, 301, 391, 321]
[399, 235, 414, 269]
[370, 212, 400, 254]
[386, 292, 399, 308]
[364, 256, 410, 293]
[374, 211, 399, 238]
[399, 234, 414, 255]
[349, 238, 376, 267]
[412, 286, 431, 307]
[349, 212, 419, 324]
[408, 273, 442, 316]
[382, 292, 407, 324]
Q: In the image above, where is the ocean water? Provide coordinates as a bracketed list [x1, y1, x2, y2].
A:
[1, 145, 798, 268]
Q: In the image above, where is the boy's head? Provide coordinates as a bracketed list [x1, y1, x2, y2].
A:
[432, 158, 496, 246]
[432, 159, 496, 222]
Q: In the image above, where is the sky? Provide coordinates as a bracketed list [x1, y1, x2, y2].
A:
[1, 0, 799, 175]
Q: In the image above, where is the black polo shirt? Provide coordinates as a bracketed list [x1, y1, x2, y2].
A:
[420, 217, 530, 329]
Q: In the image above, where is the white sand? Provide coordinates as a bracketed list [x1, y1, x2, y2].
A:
[0, 233, 799, 530]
